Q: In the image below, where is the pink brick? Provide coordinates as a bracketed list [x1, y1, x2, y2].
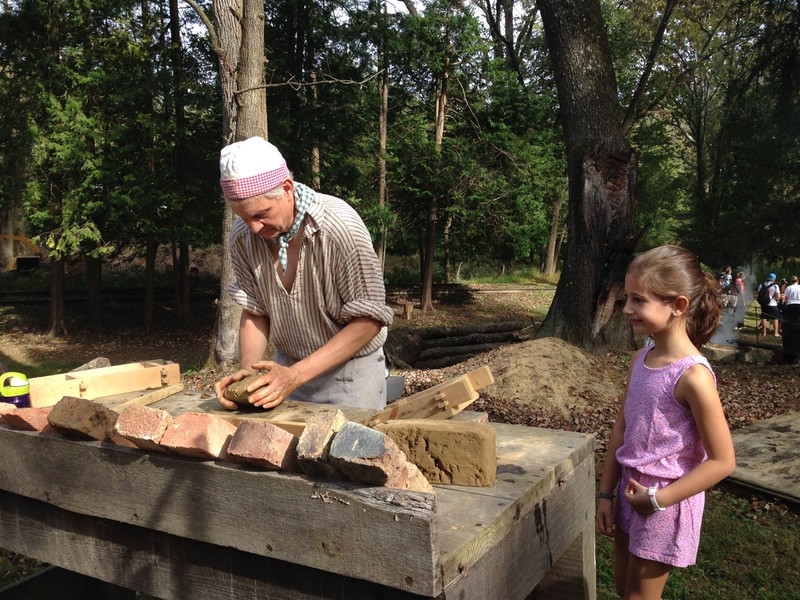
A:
[0, 403, 18, 424]
[2, 407, 57, 434]
[47, 396, 119, 442]
[159, 412, 237, 460]
[114, 405, 174, 452]
[227, 420, 298, 471]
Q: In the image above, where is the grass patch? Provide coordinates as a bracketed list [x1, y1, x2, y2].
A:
[595, 489, 800, 599]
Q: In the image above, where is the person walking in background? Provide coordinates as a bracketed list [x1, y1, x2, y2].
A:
[213, 137, 394, 411]
[734, 271, 746, 329]
[778, 278, 788, 322]
[757, 274, 781, 337]
[596, 245, 735, 600]
[785, 276, 800, 322]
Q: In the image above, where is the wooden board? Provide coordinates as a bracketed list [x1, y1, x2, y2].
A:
[727, 411, 800, 506]
[99, 384, 185, 411]
[435, 424, 595, 594]
[0, 427, 439, 596]
[28, 360, 181, 408]
[364, 367, 494, 426]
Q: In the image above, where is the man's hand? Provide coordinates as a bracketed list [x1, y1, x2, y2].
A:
[213, 368, 256, 411]
[239, 361, 302, 409]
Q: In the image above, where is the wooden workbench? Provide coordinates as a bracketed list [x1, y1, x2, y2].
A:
[0, 391, 596, 599]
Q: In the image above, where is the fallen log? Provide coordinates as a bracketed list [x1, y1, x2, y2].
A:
[421, 330, 516, 349]
[415, 354, 480, 369]
[416, 320, 530, 341]
[418, 342, 508, 362]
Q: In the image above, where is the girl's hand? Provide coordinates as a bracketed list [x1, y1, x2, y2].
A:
[596, 499, 616, 537]
[625, 478, 658, 515]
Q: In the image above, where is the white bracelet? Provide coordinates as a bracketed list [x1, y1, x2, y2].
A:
[648, 484, 665, 512]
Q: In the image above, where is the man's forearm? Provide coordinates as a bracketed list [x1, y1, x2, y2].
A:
[239, 310, 269, 371]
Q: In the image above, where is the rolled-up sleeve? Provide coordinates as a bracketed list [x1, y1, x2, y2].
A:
[335, 222, 394, 327]
[228, 220, 269, 317]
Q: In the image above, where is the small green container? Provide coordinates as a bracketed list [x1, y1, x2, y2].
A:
[0, 371, 32, 408]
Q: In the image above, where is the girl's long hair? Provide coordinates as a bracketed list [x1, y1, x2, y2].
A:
[628, 245, 721, 347]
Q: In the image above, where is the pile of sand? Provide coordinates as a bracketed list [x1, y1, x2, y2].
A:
[443, 336, 626, 417]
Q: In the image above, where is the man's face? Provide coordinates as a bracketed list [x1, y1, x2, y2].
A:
[230, 181, 295, 240]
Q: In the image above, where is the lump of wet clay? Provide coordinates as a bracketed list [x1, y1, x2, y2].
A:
[223, 373, 264, 405]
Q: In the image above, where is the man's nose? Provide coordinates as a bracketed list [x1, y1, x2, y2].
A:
[248, 219, 264, 234]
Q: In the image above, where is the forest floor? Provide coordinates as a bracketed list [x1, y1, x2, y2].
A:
[1, 286, 799, 597]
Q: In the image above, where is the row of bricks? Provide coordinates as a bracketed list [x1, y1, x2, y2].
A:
[0, 398, 434, 493]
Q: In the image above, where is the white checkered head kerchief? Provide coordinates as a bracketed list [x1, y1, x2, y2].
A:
[219, 137, 290, 200]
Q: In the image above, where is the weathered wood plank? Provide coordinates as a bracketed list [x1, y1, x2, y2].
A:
[435, 424, 595, 596]
[440, 454, 595, 600]
[99, 383, 185, 411]
[0, 427, 438, 596]
[0, 491, 431, 600]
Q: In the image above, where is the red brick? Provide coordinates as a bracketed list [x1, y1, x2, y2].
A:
[159, 412, 237, 460]
[2, 407, 57, 433]
[114, 405, 174, 452]
[0, 403, 18, 424]
[47, 397, 120, 442]
[227, 420, 298, 471]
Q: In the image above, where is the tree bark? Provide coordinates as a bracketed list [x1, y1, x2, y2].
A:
[84, 254, 102, 329]
[544, 187, 563, 275]
[46, 258, 67, 339]
[538, 0, 638, 352]
[144, 233, 157, 333]
[376, 1, 389, 270]
[177, 240, 191, 323]
[208, 0, 267, 367]
[421, 35, 450, 313]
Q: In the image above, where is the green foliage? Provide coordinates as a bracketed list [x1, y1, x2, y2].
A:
[2, 0, 798, 293]
[34, 221, 113, 261]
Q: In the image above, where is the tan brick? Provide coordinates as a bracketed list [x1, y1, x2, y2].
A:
[159, 412, 237, 460]
[2, 407, 57, 433]
[47, 396, 120, 442]
[296, 408, 347, 478]
[375, 419, 496, 486]
[227, 420, 298, 471]
[329, 421, 433, 493]
[114, 405, 174, 452]
[222, 373, 264, 406]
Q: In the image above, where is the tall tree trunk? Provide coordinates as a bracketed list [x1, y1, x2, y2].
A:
[169, 0, 190, 323]
[84, 254, 102, 328]
[538, 0, 639, 351]
[421, 44, 450, 313]
[309, 69, 321, 190]
[204, 0, 267, 367]
[144, 233, 157, 333]
[376, 2, 389, 270]
[178, 241, 191, 322]
[46, 258, 67, 338]
[544, 187, 564, 275]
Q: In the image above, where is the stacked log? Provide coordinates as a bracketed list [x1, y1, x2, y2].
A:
[414, 320, 532, 369]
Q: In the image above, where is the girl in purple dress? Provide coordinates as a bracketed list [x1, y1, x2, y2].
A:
[596, 246, 736, 599]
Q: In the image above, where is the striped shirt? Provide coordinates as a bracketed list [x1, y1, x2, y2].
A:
[228, 188, 393, 361]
